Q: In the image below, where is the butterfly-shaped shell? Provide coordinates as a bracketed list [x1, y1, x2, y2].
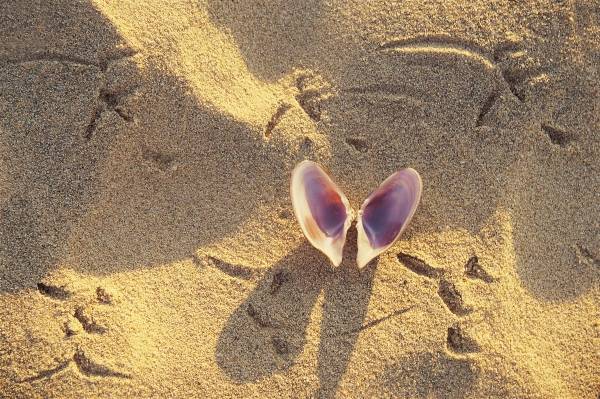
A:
[290, 161, 353, 266]
[356, 168, 422, 268]
[291, 161, 422, 268]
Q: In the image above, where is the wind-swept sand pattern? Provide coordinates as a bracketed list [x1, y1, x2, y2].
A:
[0, 0, 599, 398]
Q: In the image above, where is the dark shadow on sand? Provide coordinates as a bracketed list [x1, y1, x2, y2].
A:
[0, 0, 133, 292]
[216, 228, 377, 398]
[0, 1, 292, 291]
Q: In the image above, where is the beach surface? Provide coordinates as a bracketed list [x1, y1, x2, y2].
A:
[1, 1, 599, 398]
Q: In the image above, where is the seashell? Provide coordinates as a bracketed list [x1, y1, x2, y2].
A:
[291, 161, 422, 268]
[356, 168, 422, 268]
[290, 160, 353, 266]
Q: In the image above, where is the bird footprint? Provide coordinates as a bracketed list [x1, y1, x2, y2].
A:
[27, 281, 131, 382]
[397, 252, 495, 354]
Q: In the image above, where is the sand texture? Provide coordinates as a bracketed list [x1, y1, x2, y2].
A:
[1, 1, 599, 398]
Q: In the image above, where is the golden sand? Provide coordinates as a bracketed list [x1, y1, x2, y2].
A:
[0, 1, 599, 398]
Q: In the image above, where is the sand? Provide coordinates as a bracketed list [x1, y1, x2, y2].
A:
[0, 0, 599, 398]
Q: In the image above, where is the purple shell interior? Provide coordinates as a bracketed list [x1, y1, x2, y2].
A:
[360, 169, 421, 249]
[303, 167, 347, 238]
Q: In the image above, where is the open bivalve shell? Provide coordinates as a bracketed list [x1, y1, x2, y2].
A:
[290, 161, 353, 266]
[356, 168, 422, 268]
[291, 161, 422, 268]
